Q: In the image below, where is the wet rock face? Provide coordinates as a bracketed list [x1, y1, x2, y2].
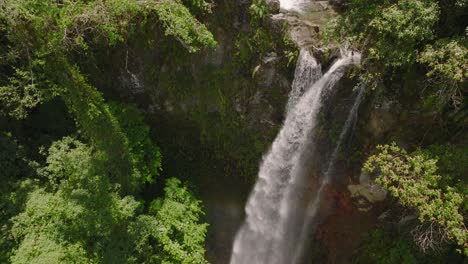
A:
[112, 1, 293, 138]
[266, 0, 281, 13]
[368, 100, 398, 139]
[269, 11, 321, 49]
[249, 52, 291, 132]
[348, 183, 387, 212]
[328, 0, 346, 5]
[254, 52, 281, 88]
[348, 172, 388, 209]
[328, 0, 347, 10]
[316, 198, 379, 264]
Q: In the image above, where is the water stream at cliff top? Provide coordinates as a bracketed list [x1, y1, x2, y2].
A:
[280, 0, 310, 12]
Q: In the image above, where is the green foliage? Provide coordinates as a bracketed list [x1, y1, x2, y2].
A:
[57, 64, 137, 192]
[8, 138, 208, 263]
[10, 137, 136, 263]
[36, 63, 161, 192]
[364, 143, 467, 254]
[416, 144, 468, 183]
[282, 34, 299, 67]
[235, 29, 274, 66]
[419, 38, 468, 83]
[0, 67, 49, 120]
[0, 0, 212, 262]
[155, 0, 216, 53]
[352, 228, 462, 264]
[5, 62, 155, 193]
[39, 137, 95, 189]
[0, 134, 36, 263]
[2, 0, 138, 54]
[182, 0, 213, 15]
[417, 144, 468, 213]
[110, 103, 162, 184]
[367, 0, 438, 67]
[0, 0, 212, 190]
[0, 0, 216, 122]
[328, 0, 466, 129]
[353, 229, 423, 264]
[10, 189, 97, 264]
[1, 0, 215, 53]
[0, 133, 31, 182]
[129, 178, 208, 264]
[331, 0, 439, 68]
[249, 0, 268, 25]
[418, 38, 467, 108]
[235, 1, 296, 72]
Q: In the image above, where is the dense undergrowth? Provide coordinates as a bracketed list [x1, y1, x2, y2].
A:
[0, 0, 215, 263]
[325, 0, 467, 260]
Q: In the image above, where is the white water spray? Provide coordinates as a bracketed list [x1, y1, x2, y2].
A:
[230, 51, 361, 264]
[280, 0, 309, 12]
[286, 49, 322, 112]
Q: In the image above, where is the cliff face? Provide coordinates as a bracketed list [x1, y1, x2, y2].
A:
[81, 1, 294, 262]
[81, 1, 441, 263]
[91, 1, 349, 184]
[85, 1, 364, 263]
[111, 0, 293, 181]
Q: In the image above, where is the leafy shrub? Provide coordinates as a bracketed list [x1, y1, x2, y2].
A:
[364, 143, 467, 255]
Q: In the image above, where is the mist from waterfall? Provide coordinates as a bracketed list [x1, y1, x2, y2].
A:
[230, 50, 361, 264]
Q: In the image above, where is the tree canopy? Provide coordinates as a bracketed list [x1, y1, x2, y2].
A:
[364, 143, 467, 255]
[0, 0, 213, 263]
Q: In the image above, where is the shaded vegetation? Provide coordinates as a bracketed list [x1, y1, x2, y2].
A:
[364, 144, 467, 254]
[0, 0, 214, 263]
[326, 0, 467, 260]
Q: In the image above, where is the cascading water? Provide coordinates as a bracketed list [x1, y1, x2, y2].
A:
[279, 0, 309, 12]
[286, 49, 322, 112]
[230, 50, 361, 264]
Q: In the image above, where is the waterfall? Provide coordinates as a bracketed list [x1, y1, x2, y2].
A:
[280, 0, 309, 12]
[230, 51, 361, 264]
[286, 49, 322, 112]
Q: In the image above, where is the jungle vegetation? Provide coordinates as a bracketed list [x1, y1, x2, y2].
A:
[0, 0, 214, 263]
[0, 0, 466, 263]
[326, 0, 467, 261]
